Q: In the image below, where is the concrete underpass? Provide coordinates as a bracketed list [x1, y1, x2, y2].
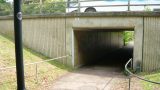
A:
[51, 30, 137, 89]
[73, 29, 134, 69]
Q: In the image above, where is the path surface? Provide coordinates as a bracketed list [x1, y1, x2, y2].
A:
[49, 66, 143, 90]
[49, 43, 143, 90]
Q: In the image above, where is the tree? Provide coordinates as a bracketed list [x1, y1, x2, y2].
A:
[124, 31, 134, 45]
[22, 0, 66, 15]
[41, 0, 66, 14]
[42, 1, 66, 14]
[0, 0, 12, 16]
[0, 0, 6, 3]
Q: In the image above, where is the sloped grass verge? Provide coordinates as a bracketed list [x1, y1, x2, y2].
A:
[0, 34, 73, 90]
[140, 71, 160, 90]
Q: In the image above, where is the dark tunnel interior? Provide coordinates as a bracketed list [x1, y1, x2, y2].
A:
[74, 30, 134, 69]
[85, 45, 133, 68]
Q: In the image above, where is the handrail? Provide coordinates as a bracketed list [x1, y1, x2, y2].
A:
[69, 4, 160, 8]
[125, 58, 160, 85]
[67, 0, 160, 12]
[0, 55, 69, 70]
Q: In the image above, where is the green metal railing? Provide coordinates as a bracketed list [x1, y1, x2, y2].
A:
[125, 58, 160, 90]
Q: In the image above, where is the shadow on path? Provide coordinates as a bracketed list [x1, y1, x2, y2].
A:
[49, 44, 136, 90]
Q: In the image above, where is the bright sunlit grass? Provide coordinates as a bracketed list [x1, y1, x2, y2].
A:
[0, 34, 72, 90]
[141, 71, 160, 90]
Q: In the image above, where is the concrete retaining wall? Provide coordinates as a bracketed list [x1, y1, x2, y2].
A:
[143, 17, 160, 71]
[0, 12, 160, 71]
[0, 17, 67, 64]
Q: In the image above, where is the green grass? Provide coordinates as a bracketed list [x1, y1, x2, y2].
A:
[123, 31, 134, 45]
[140, 71, 160, 90]
[0, 34, 73, 90]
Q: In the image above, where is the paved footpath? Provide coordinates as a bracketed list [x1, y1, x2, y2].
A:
[49, 66, 143, 90]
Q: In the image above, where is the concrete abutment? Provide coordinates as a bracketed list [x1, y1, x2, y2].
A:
[0, 12, 160, 72]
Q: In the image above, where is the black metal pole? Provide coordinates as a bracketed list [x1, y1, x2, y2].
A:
[129, 76, 131, 90]
[14, 0, 25, 90]
[128, 0, 130, 11]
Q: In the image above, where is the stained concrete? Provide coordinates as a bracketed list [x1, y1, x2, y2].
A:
[49, 66, 143, 90]
[49, 46, 137, 90]
[49, 66, 128, 90]
[1, 12, 160, 71]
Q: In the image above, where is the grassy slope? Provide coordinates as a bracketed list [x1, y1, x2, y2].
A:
[140, 71, 160, 90]
[0, 34, 72, 90]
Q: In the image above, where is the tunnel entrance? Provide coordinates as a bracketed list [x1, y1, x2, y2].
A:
[73, 29, 134, 69]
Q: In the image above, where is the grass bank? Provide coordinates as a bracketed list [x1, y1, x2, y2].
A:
[0, 34, 73, 90]
[140, 71, 160, 90]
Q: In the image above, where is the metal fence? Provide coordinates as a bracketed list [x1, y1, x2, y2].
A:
[0, 0, 160, 16]
[125, 58, 160, 90]
[0, 55, 69, 89]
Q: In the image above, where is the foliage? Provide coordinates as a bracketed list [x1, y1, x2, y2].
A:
[141, 72, 160, 90]
[0, 0, 66, 16]
[123, 31, 134, 45]
[23, 0, 64, 3]
[41, 2, 66, 14]
[22, 4, 41, 15]
[0, 2, 12, 16]
[0, 0, 6, 3]
[144, 6, 151, 11]
[45, 0, 64, 3]
[22, 0, 66, 15]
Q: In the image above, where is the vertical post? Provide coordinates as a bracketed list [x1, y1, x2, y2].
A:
[67, 0, 70, 8]
[14, 0, 25, 90]
[40, 0, 42, 14]
[67, 0, 70, 13]
[71, 30, 75, 67]
[128, 0, 130, 11]
[78, 0, 80, 12]
[128, 76, 131, 90]
[35, 64, 38, 83]
[131, 59, 133, 69]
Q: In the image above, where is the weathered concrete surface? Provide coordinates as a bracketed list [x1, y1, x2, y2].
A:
[72, 17, 143, 70]
[49, 66, 127, 90]
[0, 11, 160, 19]
[143, 17, 160, 71]
[49, 46, 143, 90]
[0, 12, 160, 71]
[49, 66, 143, 90]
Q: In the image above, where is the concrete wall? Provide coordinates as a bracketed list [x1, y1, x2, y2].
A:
[0, 12, 160, 71]
[143, 17, 160, 71]
[0, 17, 67, 64]
[73, 31, 123, 67]
[71, 17, 143, 70]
